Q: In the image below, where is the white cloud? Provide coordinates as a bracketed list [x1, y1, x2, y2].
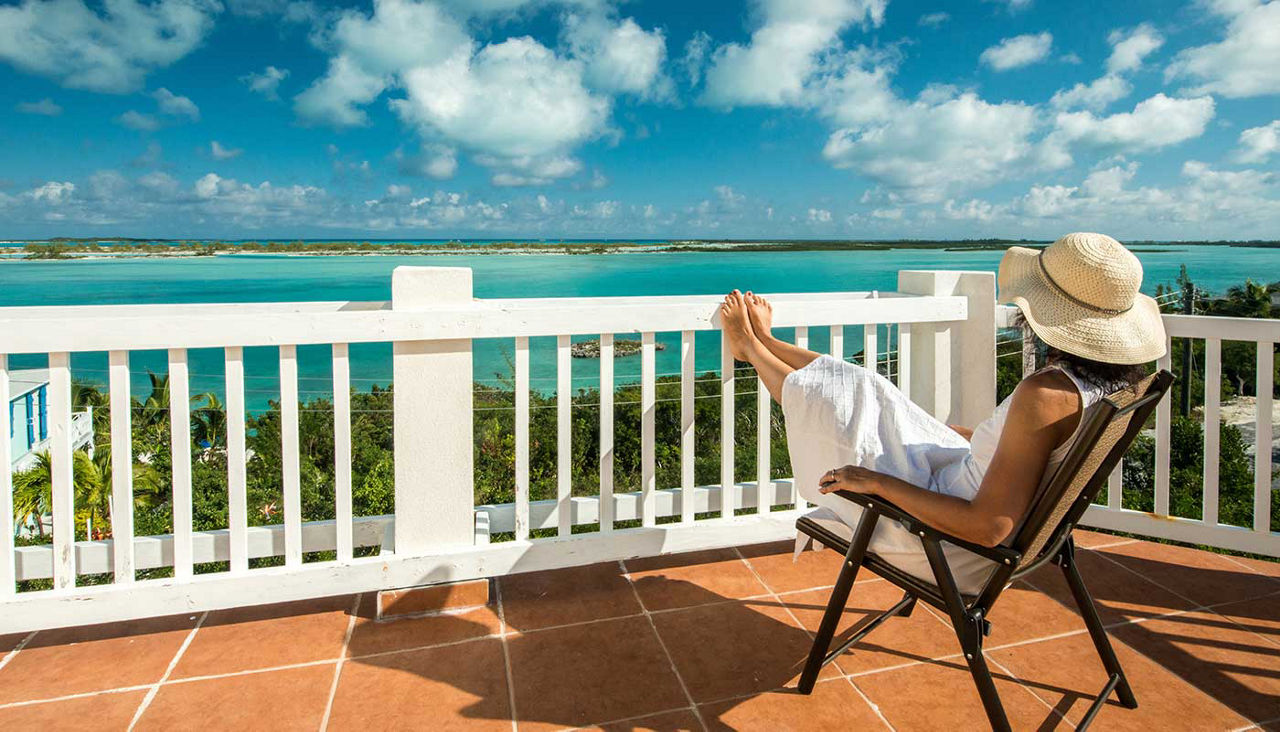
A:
[1049, 75, 1131, 111]
[1232, 120, 1280, 164]
[1052, 93, 1215, 153]
[979, 32, 1052, 71]
[563, 13, 670, 99]
[153, 87, 199, 120]
[700, 0, 887, 107]
[0, 0, 219, 93]
[1166, 0, 1280, 98]
[918, 11, 948, 27]
[807, 207, 832, 223]
[29, 181, 75, 203]
[241, 66, 289, 100]
[392, 38, 609, 182]
[822, 91, 1043, 202]
[117, 110, 160, 131]
[682, 30, 711, 85]
[1049, 24, 1163, 112]
[210, 141, 243, 160]
[1106, 23, 1163, 74]
[16, 98, 61, 115]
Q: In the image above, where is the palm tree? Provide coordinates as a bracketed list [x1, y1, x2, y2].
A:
[191, 392, 226, 451]
[72, 381, 112, 448]
[12, 451, 102, 537]
[91, 449, 165, 535]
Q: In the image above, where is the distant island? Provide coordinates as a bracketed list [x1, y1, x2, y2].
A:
[571, 338, 667, 359]
[1, 237, 1276, 260]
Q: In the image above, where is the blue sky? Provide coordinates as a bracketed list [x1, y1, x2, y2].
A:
[0, 0, 1277, 240]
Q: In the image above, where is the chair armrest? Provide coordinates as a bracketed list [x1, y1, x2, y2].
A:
[831, 489, 1022, 566]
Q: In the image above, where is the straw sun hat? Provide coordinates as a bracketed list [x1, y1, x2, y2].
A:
[998, 232, 1167, 365]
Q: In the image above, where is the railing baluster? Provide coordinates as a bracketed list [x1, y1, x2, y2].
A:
[49, 352, 75, 589]
[108, 351, 134, 584]
[897, 326, 912, 400]
[680, 331, 694, 523]
[1203, 338, 1222, 526]
[557, 334, 571, 537]
[0, 356, 14, 595]
[863, 324, 877, 372]
[757, 354, 771, 515]
[168, 348, 193, 579]
[1154, 337, 1172, 517]
[641, 332, 656, 526]
[1254, 341, 1273, 534]
[225, 347, 248, 572]
[280, 345, 302, 566]
[830, 325, 844, 362]
[599, 334, 613, 532]
[721, 333, 735, 519]
[1107, 466, 1122, 509]
[794, 326, 808, 511]
[332, 343, 353, 562]
[515, 336, 531, 541]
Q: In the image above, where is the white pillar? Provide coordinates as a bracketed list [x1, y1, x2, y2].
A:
[392, 267, 475, 553]
[897, 271, 996, 429]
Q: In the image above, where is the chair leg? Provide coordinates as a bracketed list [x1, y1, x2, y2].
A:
[922, 539, 1012, 732]
[1058, 540, 1138, 709]
[797, 508, 879, 694]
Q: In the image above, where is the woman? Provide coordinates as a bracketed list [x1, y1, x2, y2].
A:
[719, 232, 1166, 592]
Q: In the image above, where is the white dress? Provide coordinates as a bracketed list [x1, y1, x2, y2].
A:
[784, 355, 1104, 594]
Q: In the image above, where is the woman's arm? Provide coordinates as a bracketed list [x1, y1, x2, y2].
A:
[819, 371, 1081, 547]
[948, 424, 974, 440]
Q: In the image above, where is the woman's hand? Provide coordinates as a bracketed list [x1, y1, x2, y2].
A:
[818, 465, 883, 495]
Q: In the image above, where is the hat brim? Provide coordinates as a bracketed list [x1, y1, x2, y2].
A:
[997, 246, 1167, 365]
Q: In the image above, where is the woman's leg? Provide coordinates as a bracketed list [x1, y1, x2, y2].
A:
[720, 291, 796, 405]
[743, 292, 824, 370]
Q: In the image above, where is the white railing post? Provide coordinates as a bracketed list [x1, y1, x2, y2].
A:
[392, 267, 475, 553]
[897, 271, 996, 428]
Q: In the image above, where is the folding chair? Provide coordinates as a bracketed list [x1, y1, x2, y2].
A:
[795, 370, 1174, 731]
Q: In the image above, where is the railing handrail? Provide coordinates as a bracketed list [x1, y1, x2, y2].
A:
[0, 291, 968, 354]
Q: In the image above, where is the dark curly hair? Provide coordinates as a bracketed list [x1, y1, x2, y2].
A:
[1011, 312, 1147, 393]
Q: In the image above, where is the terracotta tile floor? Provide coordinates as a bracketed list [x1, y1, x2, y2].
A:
[1, 529, 1277, 731]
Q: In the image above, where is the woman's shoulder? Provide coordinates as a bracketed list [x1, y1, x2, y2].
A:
[1010, 369, 1083, 424]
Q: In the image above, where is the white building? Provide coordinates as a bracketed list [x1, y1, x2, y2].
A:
[8, 369, 95, 474]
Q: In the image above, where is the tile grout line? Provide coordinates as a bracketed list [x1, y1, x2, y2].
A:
[127, 610, 208, 731]
[731, 547, 898, 732]
[0, 684, 156, 710]
[567, 703, 702, 731]
[493, 579, 519, 732]
[0, 630, 36, 673]
[318, 593, 363, 732]
[983, 651, 1077, 727]
[618, 559, 708, 732]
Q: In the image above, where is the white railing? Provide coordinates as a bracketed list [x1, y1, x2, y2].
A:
[1000, 306, 1279, 557]
[0, 268, 995, 632]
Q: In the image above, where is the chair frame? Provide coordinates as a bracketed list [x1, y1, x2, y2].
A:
[795, 370, 1174, 731]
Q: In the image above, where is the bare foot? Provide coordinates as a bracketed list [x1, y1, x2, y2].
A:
[744, 292, 774, 339]
[719, 290, 757, 361]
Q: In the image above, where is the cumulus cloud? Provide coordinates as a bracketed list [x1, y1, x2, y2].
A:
[563, 12, 670, 99]
[392, 38, 610, 184]
[117, 110, 161, 131]
[294, 0, 646, 184]
[153, 88, 200, 120]
[682, 30, 711, 85]
[1232, 120, 1280, 164]
[0, 0, 219, 93]
[979, 32, 1053, 71]
[1166, 0, 1280, 98]
[700, 0, 888, 107]
[1105, 23, 1163, 74]
[241, 65, 289, 100]
[1051, 93, 1215, 153]
[210, 141, 243, 160]
[16, 98, 61, 115]
[1049, 24, 1163, 112]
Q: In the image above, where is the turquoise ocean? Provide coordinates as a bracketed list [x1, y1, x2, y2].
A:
[1, 244, 1276, 410]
